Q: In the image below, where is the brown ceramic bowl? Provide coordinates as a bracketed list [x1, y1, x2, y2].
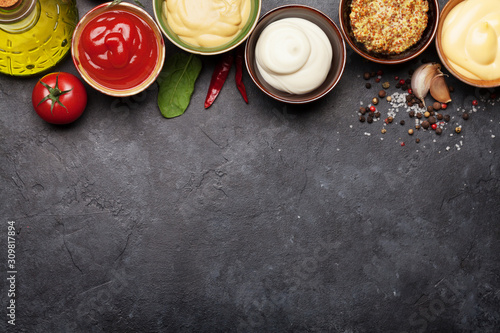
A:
[245, 5, 346, 104]
[436, 0, 500, 88]
[339, 0, 439, 64]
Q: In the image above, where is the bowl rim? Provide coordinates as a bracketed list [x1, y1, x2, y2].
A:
[245, 4, 347, 104]
[338, 0, 440, 64]
[71, 2, 166, 97]
[435, 0, 500, 88]
[152, 0, 262, 56]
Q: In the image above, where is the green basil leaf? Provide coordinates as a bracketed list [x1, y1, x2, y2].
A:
[157, 53, 202, 118]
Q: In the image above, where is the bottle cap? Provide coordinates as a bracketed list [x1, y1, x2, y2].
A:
[0, 0, 21, 9]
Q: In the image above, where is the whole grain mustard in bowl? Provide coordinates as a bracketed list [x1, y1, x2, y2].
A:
[153, 0, 261, 55]
[339, 0, 439, 64]
[436, 0, 500, 88]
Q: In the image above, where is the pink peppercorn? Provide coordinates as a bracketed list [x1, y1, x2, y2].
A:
[472, 100, 478, 106]
[369, 105, 376, 112]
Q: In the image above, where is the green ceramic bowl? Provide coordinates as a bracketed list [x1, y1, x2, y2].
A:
[153, 0, 261, 55]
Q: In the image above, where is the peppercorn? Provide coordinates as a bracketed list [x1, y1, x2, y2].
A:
[435, 128, 442, 135]
[408, 129, 414, 135]
[382, 82, 390, 89]
[409, 110, 415, 118]
[421, 121, 430, 129]
[432, 102, 441, 110]
[386, 96, 392, 102]
[441, 103, 447, 110]
[359, 107, 367, 115]
[424, 111, 430, 118]
[378, 90, 387, 98]
[387, 116, 393, 123]
[359, 115, 366, 122]
[462, 112, 469, 120]
[418, 102, 424, 109]
[444, 114, 451, 122]
[368, 111, 375, 118]
[381, 128, 387, 134]
[416, 113, 423, 119]
[375, 112, 381, 118]
[455, 127, 462, 133]
[431, 123, 438, 130]
[400, 120, 405, 125]
[371, 71, 376, 77]
[399, 79, 406, 85]
[407, 101, 414, 107]
[375, 78, 381, 83]
[377, 70, 383, 76]
[396, 83, 402, 89]
[415, 124, 421, 130]
[427, 105, 434, 113]
[437, 113, 443, 120]
[367, 116, 373, 124]
[372, 97, 379, 105]
[416, 138, 420, 143]
[363, 72, 370, 80]
[369, 105, 376, 112]
[366, 83, 372, 89]
[428, 116, 437, 125]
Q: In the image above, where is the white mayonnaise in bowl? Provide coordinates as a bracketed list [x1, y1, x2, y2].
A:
[245, 5, 346, 104]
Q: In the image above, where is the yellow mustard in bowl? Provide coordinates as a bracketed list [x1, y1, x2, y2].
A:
[162, 0, 251, 48]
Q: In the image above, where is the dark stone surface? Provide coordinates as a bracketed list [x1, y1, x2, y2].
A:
[1, 0, 499, 332]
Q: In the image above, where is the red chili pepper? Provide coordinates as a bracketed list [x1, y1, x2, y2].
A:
[204, 53, 234, 109]
[235, 46, 248, 104]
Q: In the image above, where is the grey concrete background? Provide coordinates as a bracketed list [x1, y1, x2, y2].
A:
[1, 0, 499, 332]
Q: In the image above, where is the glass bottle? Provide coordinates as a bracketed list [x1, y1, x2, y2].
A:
[0, 0, 78, 76]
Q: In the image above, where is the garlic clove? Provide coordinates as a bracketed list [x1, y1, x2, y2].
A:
[430, 74, 452, 103]
[411, 63, 442, 106]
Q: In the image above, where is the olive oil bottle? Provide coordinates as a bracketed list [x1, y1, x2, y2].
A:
[0, 0, 78, 76]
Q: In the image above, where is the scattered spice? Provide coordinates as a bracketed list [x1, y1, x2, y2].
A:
[408, 129, 414, 135]
[381, 128, 387, 134]
[435, 127, 442, 135]
[378, 90, 387, 98]
[421, 120, 430, 129]
[462, 112, 469, 120]
[400, 120, 405, 125]
[455, 126, 462, 134]
[372, 97, 379, 105]
[366, 83, 372, 89]
[363, 72, 370, 80]
[433, 101, 441, 110]
[359, 115, 366, 122]
[382, 82, 390, 89]
[424, 111, 430, 118]
[472, 99, 478, 106]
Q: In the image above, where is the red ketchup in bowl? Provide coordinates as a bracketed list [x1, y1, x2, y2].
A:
[78, 9, 159, 90]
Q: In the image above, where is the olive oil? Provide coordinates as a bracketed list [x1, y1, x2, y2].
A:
[0, 0, 78, 76]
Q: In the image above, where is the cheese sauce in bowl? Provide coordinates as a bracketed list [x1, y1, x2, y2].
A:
[153, 0, 261, 55]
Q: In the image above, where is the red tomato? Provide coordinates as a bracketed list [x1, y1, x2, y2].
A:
[32, 72, 87, 125]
